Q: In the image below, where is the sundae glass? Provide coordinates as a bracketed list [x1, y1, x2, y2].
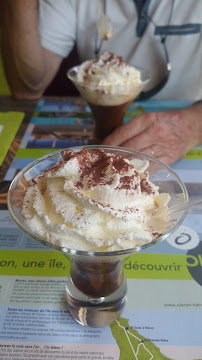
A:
[67, 52, 149, 141]
[7, 146, 188, 327]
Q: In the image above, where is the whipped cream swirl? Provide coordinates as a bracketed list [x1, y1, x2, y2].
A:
[21, 148, 170, 251]
[69, 52, 145, 106]
[76, 52, 141, 87]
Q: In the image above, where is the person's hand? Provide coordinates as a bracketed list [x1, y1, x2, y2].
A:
[102, 107, 202, 165]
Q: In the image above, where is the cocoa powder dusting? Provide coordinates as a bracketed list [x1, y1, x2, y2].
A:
[75, 181, 83, 190]
[112, 157, 131, 172]
[140, 179, 155, 195]
[118, 176, 134, 190]
[62, 148, 117, 188]
[61, 149, 75, 161]
[152, 232, 162, 239]
[61, 148, 144, 193]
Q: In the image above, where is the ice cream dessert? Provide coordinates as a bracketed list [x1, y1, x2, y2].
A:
[73, 52, 142, 100]
[67, 52, 147, 140]
[21, 148, 170, 252]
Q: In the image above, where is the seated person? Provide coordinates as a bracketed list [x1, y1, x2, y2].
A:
[1, 0, 202, 165]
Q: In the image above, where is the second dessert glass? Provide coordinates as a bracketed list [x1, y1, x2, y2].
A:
[7, 146, 188, 327]
[67, 67, 149, 142]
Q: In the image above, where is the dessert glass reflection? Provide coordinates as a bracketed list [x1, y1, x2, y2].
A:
[67, 52, 149, 142]
[7, 146, 188, 327]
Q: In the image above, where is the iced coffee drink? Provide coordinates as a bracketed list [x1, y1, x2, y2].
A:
[67, 52, 147, 141]
[9, 146, 187, 327]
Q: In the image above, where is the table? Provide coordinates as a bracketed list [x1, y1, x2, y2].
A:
[0, 96, 202, 360]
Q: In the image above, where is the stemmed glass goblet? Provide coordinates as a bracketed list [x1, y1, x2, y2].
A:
[67, 67, 149, 142]
[7, 146, 188, 327]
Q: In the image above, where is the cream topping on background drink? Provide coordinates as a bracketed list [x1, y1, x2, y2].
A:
[21, 148, 170, 252]
[71, 51, 143, 106]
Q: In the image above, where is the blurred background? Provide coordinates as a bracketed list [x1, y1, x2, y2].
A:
[0, 0, 79, 97]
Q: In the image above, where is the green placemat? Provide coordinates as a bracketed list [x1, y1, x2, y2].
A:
[0, 111, 24, 166]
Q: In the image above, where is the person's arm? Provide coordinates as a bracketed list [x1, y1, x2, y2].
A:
[1, 0, 63, 99]
[102, 103, 202, 165]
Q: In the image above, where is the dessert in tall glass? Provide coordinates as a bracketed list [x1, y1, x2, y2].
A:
[67, 52, 148, 141]
[7, 146, 188, 327]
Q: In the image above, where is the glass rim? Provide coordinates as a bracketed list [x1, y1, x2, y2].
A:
[7, 145, 188, 258]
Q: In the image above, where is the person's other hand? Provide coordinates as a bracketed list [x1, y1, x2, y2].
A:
[102, 107, 201, 165]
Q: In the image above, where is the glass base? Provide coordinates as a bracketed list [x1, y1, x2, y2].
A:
[66, 277, 127, 327]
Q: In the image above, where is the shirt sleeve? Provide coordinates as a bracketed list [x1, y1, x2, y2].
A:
[38, 0, 76, 58]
